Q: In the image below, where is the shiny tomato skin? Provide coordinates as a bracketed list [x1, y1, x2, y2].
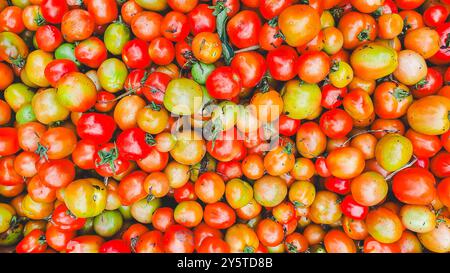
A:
[76, 113, 116, 145]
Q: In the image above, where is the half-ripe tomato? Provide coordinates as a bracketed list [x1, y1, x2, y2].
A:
[74, 37, 108, 69]
[194, 172, 225, 204]
[41, 0, 68, 24]
[187, 4, 215, 35]
[131, 11, 162, 42]
[121, 0, 143, 25]
[76, 113, 116, 145]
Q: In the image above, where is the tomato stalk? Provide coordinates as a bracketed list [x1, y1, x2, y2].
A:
[385, 155, 418, 181]
[341, 129, 399, 146]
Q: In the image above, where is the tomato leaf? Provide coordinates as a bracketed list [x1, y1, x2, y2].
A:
[213, 3, 235, 65]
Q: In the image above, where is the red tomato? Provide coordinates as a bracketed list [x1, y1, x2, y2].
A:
[100, 240, 132, 253]
[206, 66, 242, 99]
[36, 25, 63, 52]
[76, 113, 116, 145]
[44, 59, 79, 87]
[41, 0, 69, 24]
[340, 195, 369, 220]
[16, 229, 47, 253]
[227, 10, 261, 49]
[187, 4, 215, 35]
[266, 45, 298, 81]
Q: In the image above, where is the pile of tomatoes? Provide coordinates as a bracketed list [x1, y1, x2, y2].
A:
[0, 0, 450, 254]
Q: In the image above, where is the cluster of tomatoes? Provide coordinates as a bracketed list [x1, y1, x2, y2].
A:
[0, 0, 450, 254]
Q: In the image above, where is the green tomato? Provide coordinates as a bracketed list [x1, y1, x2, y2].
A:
[93, 210, 123, 237]
[118, 206, 133, 220]
[191, 62, 215, 85]
[164, 78, 204, 115]
[97, 58, 128, 93]
[16, 104, 36, 124]
[55, 43, 81, 66]
[130, 198, 161, 224]
[281, 80, 321, 119]
[375, 134, 413, 172]
[4, 83, 34, 112]
[0, 206, 13, 234]
[350, 43, 398, 80]
[79, 217, 94, 235]
[0, 223, 23, 247]
[104, 22, 131, 55]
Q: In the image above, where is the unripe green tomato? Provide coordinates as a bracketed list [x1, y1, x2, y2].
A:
[191, 62, 215, 85]
[16, 104, 36, 124]
[55, 43, 81, 66]
[93, 210, 123, 237]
